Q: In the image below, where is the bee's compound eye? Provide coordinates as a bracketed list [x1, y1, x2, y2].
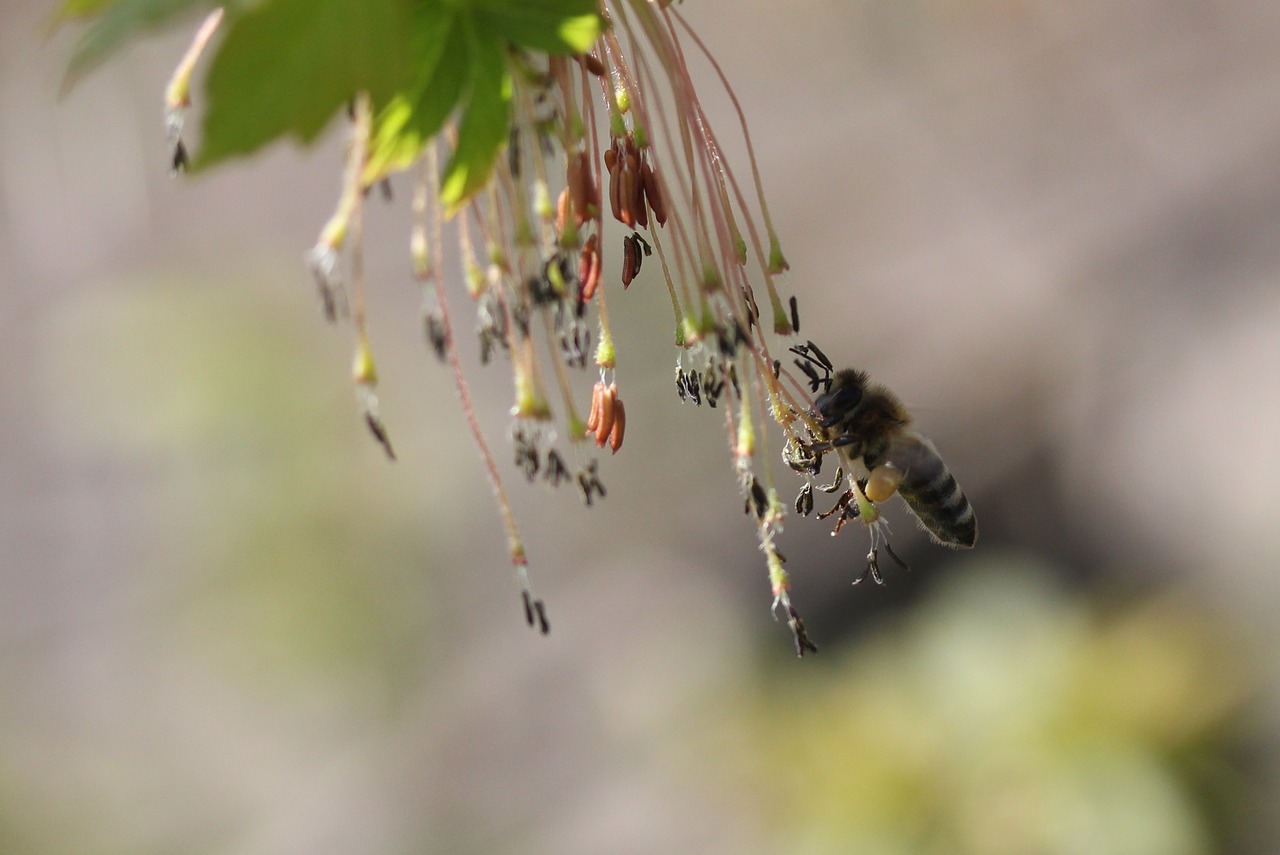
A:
[814, 382, 862, 423]
[865, 464, 904, 503]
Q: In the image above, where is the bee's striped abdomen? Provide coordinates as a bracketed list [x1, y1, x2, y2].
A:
[890, 433, 977, 548]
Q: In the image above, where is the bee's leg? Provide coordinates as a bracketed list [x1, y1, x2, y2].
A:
[865, 463, 904, 503]
[882, 540, 910, 572]
[854, 548, 886, 586]
[806, 435, 857, 454]
[817, 489, 854, 521]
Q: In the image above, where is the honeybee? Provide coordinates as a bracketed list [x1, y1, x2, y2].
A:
[812, 368, 977, 548]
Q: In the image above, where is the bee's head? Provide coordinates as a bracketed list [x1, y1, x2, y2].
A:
[813, 369, 867, 427]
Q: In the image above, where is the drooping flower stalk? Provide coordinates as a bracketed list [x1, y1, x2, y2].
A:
[134, 0, 925, 653]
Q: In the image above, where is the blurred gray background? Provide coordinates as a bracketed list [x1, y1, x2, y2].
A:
[3, 1, 1278, 853]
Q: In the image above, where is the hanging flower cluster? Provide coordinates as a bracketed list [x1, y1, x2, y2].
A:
[57, 0, 968, 654]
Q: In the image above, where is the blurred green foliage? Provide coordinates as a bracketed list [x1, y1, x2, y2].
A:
[46, 277, 444, 700]
[706, 558, 1255, 855]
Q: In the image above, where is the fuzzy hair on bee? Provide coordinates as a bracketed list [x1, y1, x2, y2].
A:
[812, 369, 977, 548]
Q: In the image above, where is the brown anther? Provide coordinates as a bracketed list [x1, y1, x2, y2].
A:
[586, 380, 604, 433]
[364, 413, 396, 461]
[607, 148, 624, 224]
[609, 396, 626, 454]
[578, 51, 606, 77]
[171, 139, 189, 174]
[567, 151, 593, 227]
[594, 383, 617, 447]
[631, 159, 649, 230]
[555, 187, 571, 235]
[585, 154, 600, 215]
[641, 161, 667, 227]
[621, 234, 640, 288]
[579, 234, 601, 301]
[616, 150, 641, 228]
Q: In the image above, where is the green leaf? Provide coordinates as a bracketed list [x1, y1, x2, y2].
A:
[474, 0, 603, 54]
[363, 7, 469, 184]
[53, 0, 121, 21]
[195, 0, 413, 169]
[439, 21, 512, 215]
[57, 0, 218, 89]
[371, 0, 600, 191]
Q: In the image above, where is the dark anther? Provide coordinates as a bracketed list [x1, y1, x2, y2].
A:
[544, 449, 572, 487]
[788, 604, 819, 657]
[478, 294, 510, 365]
[789, 342, 834, 393]
[378, 178, 393, 201]
[514, 429, 540, 482]
[534, 599, 550, 635]
[742, 285, 760, 330]
[795, 482, 814, 516]
[577, 460, 607, 506]
[716, 326, 737, 358]
[170, 139, 188, 174]
[789, 295, 800, 334]
[783, 439, 822, 475]
[535, 253, 573, 306]
[818, 466, 844, 493]
[688, 371, 702, 406]
[364, 413, 397, 461]
[772, 359, 781, 379]
[317, 283, 339, 324]
[522, 589, 535, 626]
[558, 319, 589, 369]
[734, 320, 750, 348]
[528, 274, 558, 307]
[675, 369, 688, 402]
[704, 366, 724, 408]
[729, 364, 741, 400]
[749, 478, 769, 520]
[805, 340, 833, 371]
[508, 300, 531, 339]
[795, 358, 823, 392]
[307, 253, 346, 324]
[424, 311, 448, 363]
